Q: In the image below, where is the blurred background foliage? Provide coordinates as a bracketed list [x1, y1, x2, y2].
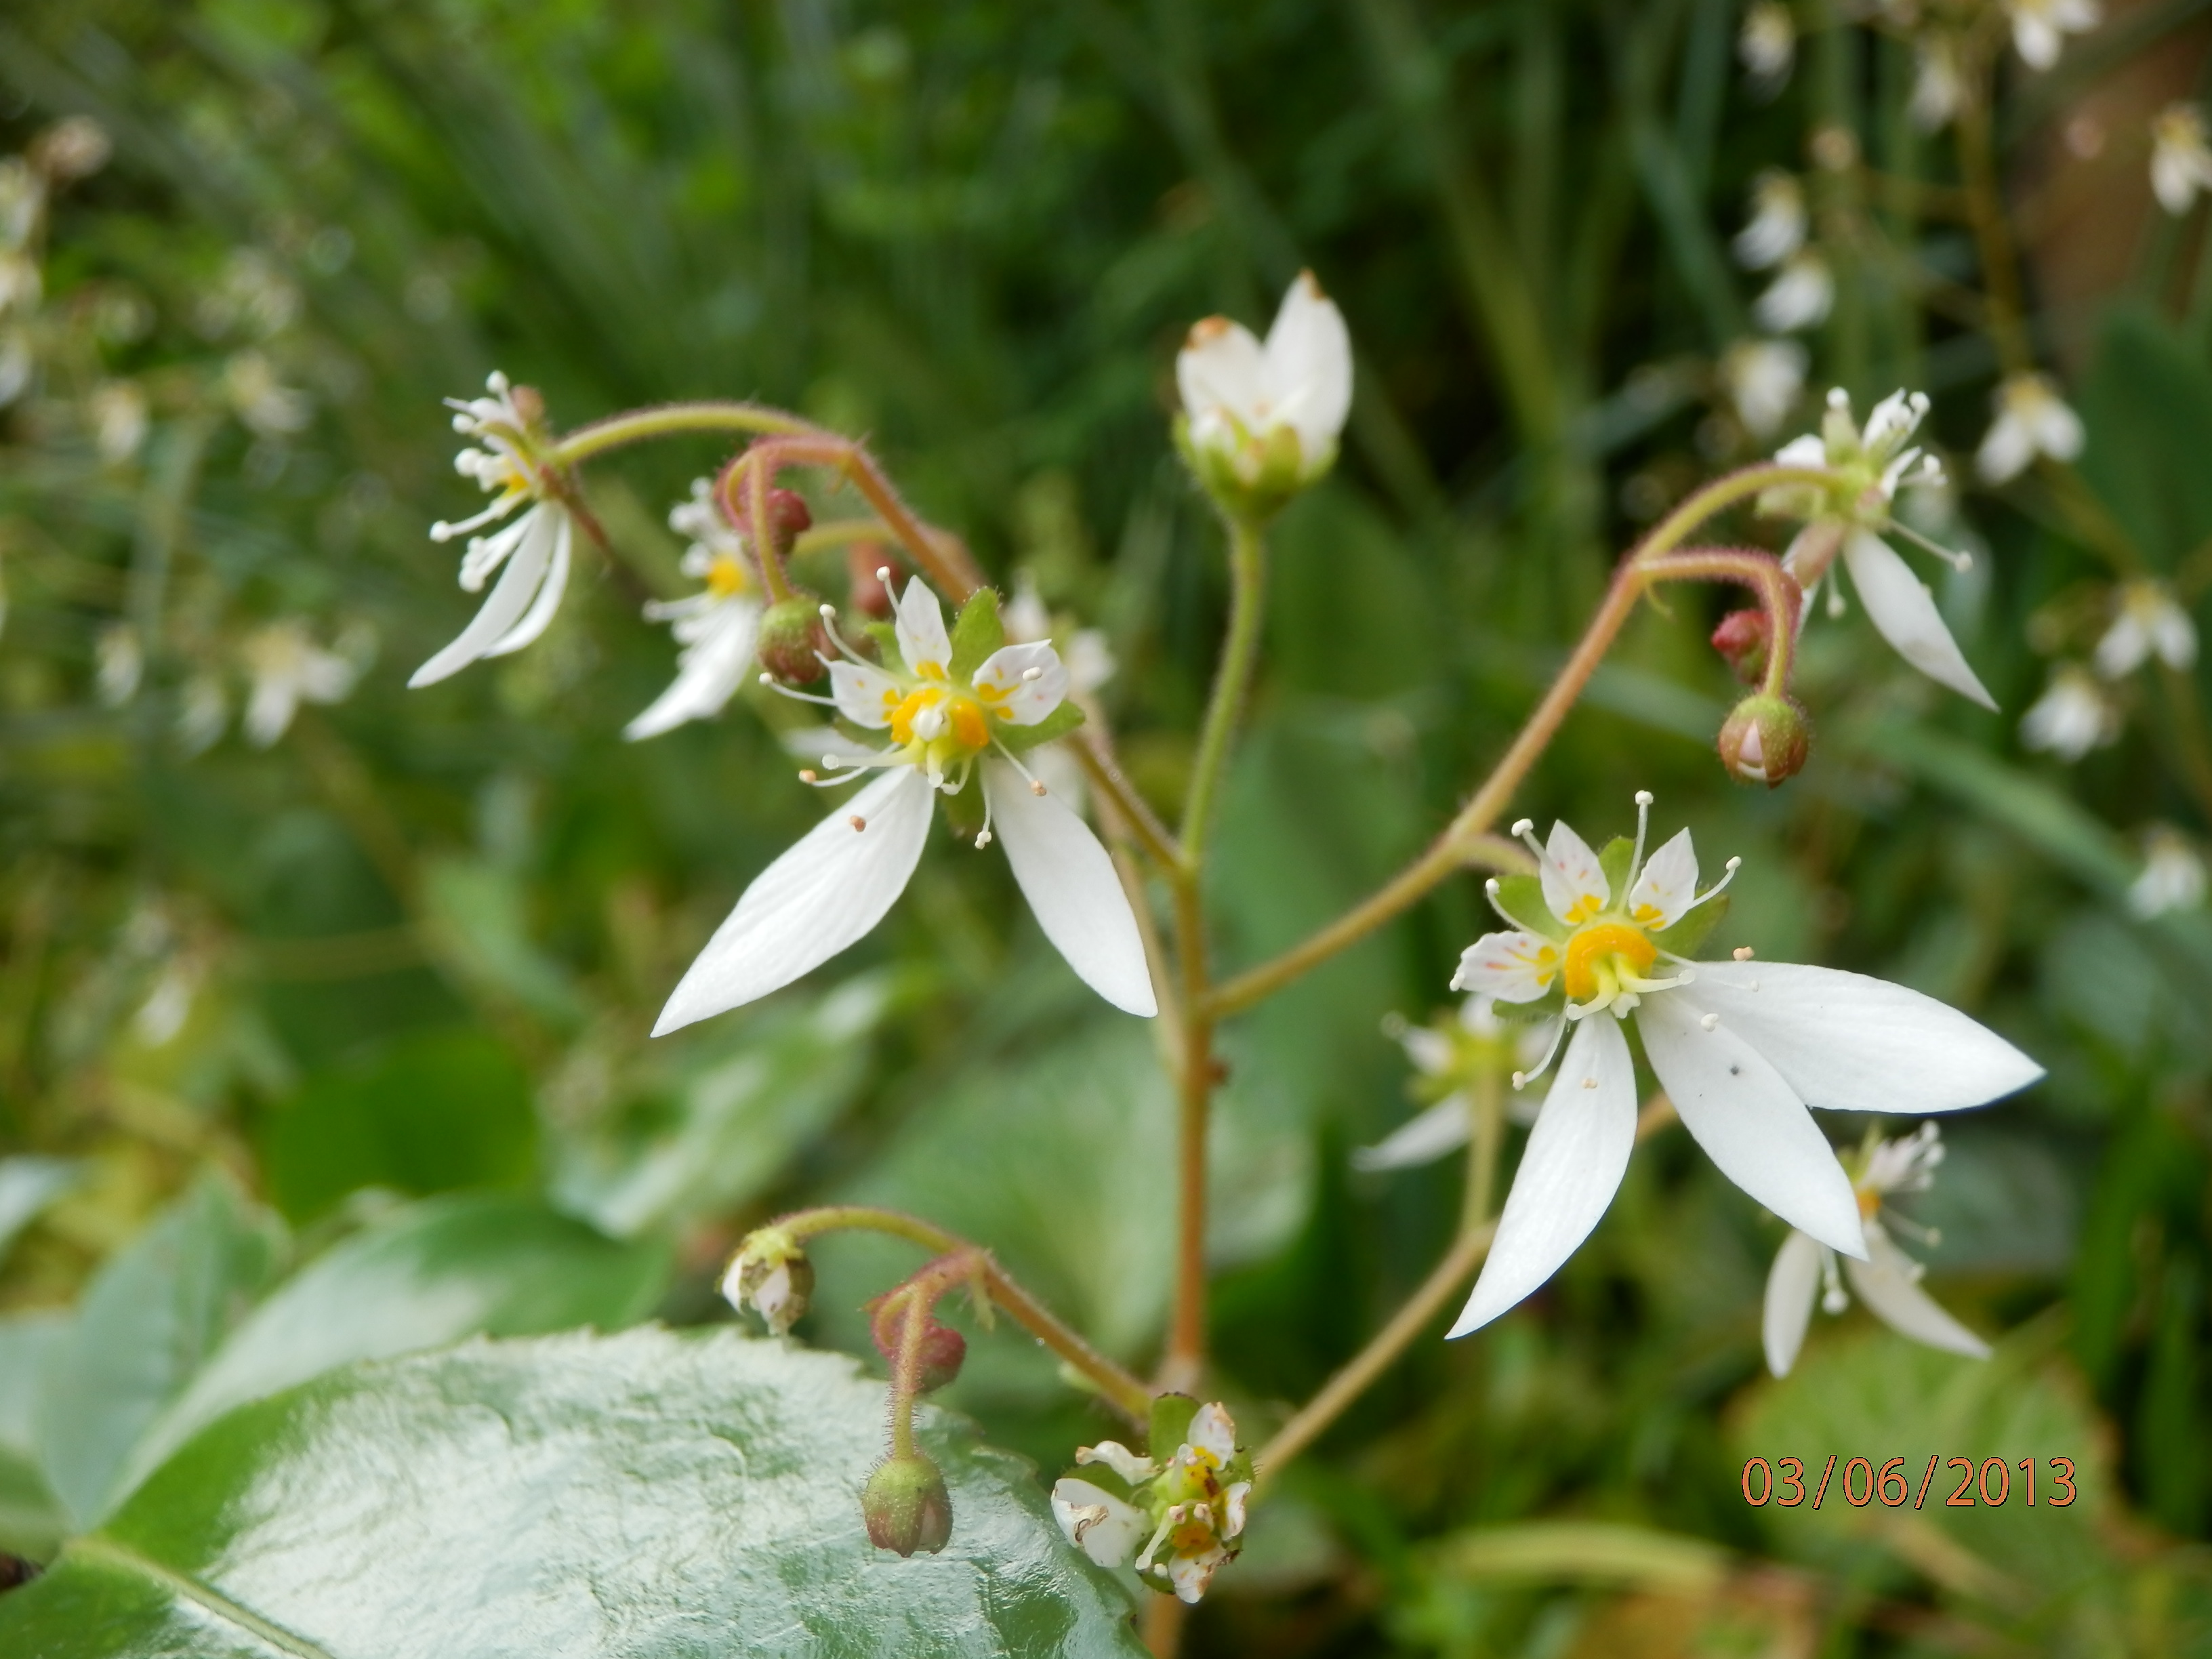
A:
[0, 0, 2209, 1652]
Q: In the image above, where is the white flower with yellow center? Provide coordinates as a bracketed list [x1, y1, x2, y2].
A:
[653, 576, 1155, 1031]
[2153, 104, 2212, 215]
[1176, 272, 1351, 509]
[2094, 579, 2196, 679]
[409, 372, 574, 689]
[1763, 388, 1996, 709]
[624, 480, 764, 741]
[1764, 1123, 1990, 1376]
[2020, 663, 2118, 762]
[1052, 1402, 1250, 1605]
[241, 619, 361, 746]
[2005, 0, 2100, 72]
[1445, 795, 2042, 1338]
[1975, 372, 2085, 485]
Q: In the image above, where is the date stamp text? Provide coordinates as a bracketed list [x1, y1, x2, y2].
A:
[1742, 1456, 2076, 1509]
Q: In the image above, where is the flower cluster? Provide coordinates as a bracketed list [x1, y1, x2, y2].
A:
[1052, 1401, 1252, 1604]
[2022, 579, 2197, 764]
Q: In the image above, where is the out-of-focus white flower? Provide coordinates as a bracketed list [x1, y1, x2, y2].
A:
[1763, 1123, 1990, 1376]
[2152, 104, 2212, 215]
[1446, 796, 2041, 1338]
[1975, 373, 2084, 485]
[133, 958, 201, 1048]
[1722, 339, 1809, 439]
[1005, 576, 1115, 697]
[199, 249, 302, 340]
[31, 117, 111, 184]
[241, 619, 360, 745]
[1355, 996, 1554, 1171]
[2095, 580, 2197, 678]
[176, 672, 229, 756]
[1733, 172, 1807, 270]
[1763, 389, 1996, 708]
[1739, 2, 1796, 88]
[89, 380, 148, 464]
[2129, 827, 2206, 918]
[1176, 271, 1352, 507]
[2020, 664, 2119, 761]
[623, 480, 764, 741]
[0, 329, 32, 407]
[1753, 251, 1833, 333]
[2005, 0, 2100, 71]
[1053, 1402, 1250, 1605]
[0, 159, 44, 251]
[1910, 37, 1965, 131]
[223, 352, 312, 438]
[96, 622, 142, 706]
[0, 249, 40, 316]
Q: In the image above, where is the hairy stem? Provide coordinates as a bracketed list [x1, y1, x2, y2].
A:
[551, 401, 821, 468]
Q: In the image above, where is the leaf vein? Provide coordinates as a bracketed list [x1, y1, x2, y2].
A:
[65, 1535, 340, 1659]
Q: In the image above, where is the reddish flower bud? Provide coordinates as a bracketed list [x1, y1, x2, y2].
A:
[869, 1297, 968, 1393]
[758, 487, 813, 560]
[864, 1454, 954, 1555]
[756, 591, 830, 684]
[1718, 693, 1811, 787]
[1710, 609, 1772, 685]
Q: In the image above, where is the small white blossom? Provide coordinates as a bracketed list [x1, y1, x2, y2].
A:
[30, 117, 110, 184]
[1763, 1123, 1990, 1376]
[1722, 339, 1808, 439]
[1732, 172, 1806, 271]
[1446, 797, 2041, 1338]
[89, 381, 148, 464]
[2129, 826, 2205, 918]
[1052, 1402, 1250, 1605]
[1355, 997, 1551, 1171]
[2093, 581, 2196, 678]
[241, 619, 361, 746]
[624, 480, 764, 741]
[1738, 2, 1795, 89]
[1975, 373, 2084, 485]
[2005, 0, 2100, 71]
[1910, 37, 1965, 131]
[2152, 104, 2212, 214]
[2020, 664, 2119, 762]
[1177, 272, 1352, 497]
[1753, 251, 1833, 334]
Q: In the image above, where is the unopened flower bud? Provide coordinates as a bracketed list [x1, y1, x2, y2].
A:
[1718, 693, 1810, 787]
[1710, 609, 1772, 685]
[758, 486, 813, 562]
[756, 591, 830, 684]
[721, 1227, 814, 1334]
[869, 1296, 967, 1393]
[864, 1454, 953, 1556]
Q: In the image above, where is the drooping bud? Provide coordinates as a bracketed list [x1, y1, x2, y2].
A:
[721, 1227, 815, 1334]
[1710, 609, 1772, 685]
[864, 1454, 954, 1555]
[757, 487, 813, 562]
[1717, 693, 1811, 787]
[756, 590, 830, 684]
[869, 1296, 968, 1393]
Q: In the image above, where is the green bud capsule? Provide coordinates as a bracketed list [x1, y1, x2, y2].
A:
[1717, 693, 1811, 787]
[756, 591, 829, 684]
[863, 1454, 954, 1556]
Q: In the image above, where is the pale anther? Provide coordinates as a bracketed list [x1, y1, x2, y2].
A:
[1030, 779, 1047, 796]
[1733, 945, 1755, 960]
[1700, 1012, 1721, 1031]
[876, 567, 891, 584]
[1582, 1076, 1597, 1089]
[798, 769, 817, 783]
[1511, 818, 1534, 837]
[1634, 790, 1654, 806]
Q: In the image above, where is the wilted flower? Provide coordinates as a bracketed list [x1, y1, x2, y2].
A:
[624, 480, 766, 741]
[1738, 2, 1795, 89]
[1752, 251, 1833, 334]
[1052, 1401, 1251, 1604]
[241, 619, 360, 746]
[1763, 388, 1995, 708]
[1732, 172, 1806, 271]
[409, 373, 575, 689]
[2152, 104, 2212, 214]
[1355, 996, 1550, 1171]
[1445, 796, 2041, 1338]
[1910, 37, 1965, 131]
[1975, 372, 2084, 485]
[1176, 272, 1351, 516]
[720, 1226, 815, 1334]
[2020, 664, 2119, 761]
[1721, 339, 1809, 439]
[2005, 0, 2100, 71]
[2129, 827, 2206, 918]
[1764, 1123, 1990, 1376]
[653, 577, 1155, 1032]
[2093, 580, 2196, 678]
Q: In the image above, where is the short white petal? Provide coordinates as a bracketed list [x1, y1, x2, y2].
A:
[829, 660, 905, 729]
[1073, 1441, 1156, 1485]
[1263, 271, 1353, 459]
[1841, 529, 1997, 710]
[652, 768, 933, 1035]
[623, 600, 760, 741]
[1452, 930, 1561, 1003]
[1636, 991, 1866, 1258]
[485, 509, 573, 657]
[1353, 1097, 1472, 1171]
[1626, 828, 1700, 928]
[1448, 1016, 1637, 1338]
[1176, 317, 1268, 426]
[1050, 1478, 1148, 1568]
[1762, 1229, 1826, 1376]
[408, 509, 556, 688]
[1188, 1403, 1237, 1463]
[972, 641, 1067, 726]
[894, 579, 952, 675]
[1845, 1223, 1991, 1359]
[1541, 822, 1611, 926]
[985, 761, 1155, 1017]
[1685, 962, 2043, 1115]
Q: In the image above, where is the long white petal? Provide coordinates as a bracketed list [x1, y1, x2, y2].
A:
[984, 761, 1155, 1017]
[1353, 1096, 1472, 1171]
[652, 768, 933, 1035]
[1762, 1229, 1826, 1376]
[1841, 529, 1996, 709]
[1636, 991, 1866, 1257]
[623, 600, 760, 741]
[1447, 1016, 1637, 1338]
[1845, 1222, 1991, 1359]
[1050, 1478, 1148, 1568]
[408, 508, 555, 687]
[1683, 962, 2043, 1115]
[485, 509, 572, 657]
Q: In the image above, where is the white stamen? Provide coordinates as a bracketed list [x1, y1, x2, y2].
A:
[1627, 791, 1654, 889]
[876, 566, 892, 585]
[1482, 876, 1549, 937]
[1511, 818, 1534, 837]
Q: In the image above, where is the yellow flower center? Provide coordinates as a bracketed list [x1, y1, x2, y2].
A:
[1856, 1186, 1881, 1221]
[705, 554, 748, 598]
[1562, 923, 1658, 1002]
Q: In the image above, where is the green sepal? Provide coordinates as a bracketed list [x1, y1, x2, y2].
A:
[1652, 893, 1728, 960]
[994, 700, 1086, 754]
[1491, 874, 1562, 940]
[948, 589, 1004, 681]
[1057, 1461, 1136, 1503]
[861, 619, 902, 672]
[1149, 1393, 1198, 1458]
[1598, 837, 1636, 905]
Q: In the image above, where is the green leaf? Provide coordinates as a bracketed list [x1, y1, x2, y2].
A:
[994, 700, 1086, 754]
[421, 857, 588, 1027]
[110, 1193, 671, 1506]
[36, 1176, 285, 1533]
[0, 1330, 1145, 1658]
[0, 1313, 68, 1559]
[948, 588, 1004, 680]
[261, 1029, 538, 1225]
[1148, 1392, 1197, 1458]
[0, 1158, 82, 1271]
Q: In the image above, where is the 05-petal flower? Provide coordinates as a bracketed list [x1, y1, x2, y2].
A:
[972, 641, 1067, 725]
[1762, 1228, 1826, 1377]
[1685, 963, 2044, 1116]
[1636, 992, 1866, 1257]
[653, 766, 935, 1035]
[1840, 527, 1996, 710]
[983, 760, 1156, 1017]
[1451, 930, 1561, 1002]
[1448, 1015, 1637, 1338]
[1844, 1222, 1992, 1359]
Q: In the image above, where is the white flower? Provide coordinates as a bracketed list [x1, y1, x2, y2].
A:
[0, 159, 43, 253]
[1444, 797, 2042, 1338]
[1733, 172, 1807, 271]
[1052, 1402, 1250, 1605]
[1738, 2, 1795, 87]
[1765, 388, 1996, 709]
[89, 380, 147, 464]
[409, 373, 574, 689]
[96, 622, 142, 707]
[1722, 339, 1808, 439]
[624, 480, 764, 741]
[2006, 0, 2099, 70]
[1763, 1123, 1990, 1376]
[1753, 251, 1833, 334]
[2020, 664, 2118, 761]
[653, 576, 1155, 1031]
[1177, 271, 1352, 493]
[2129, 827, 2206, 918]
[2152, 104, 2212, 214]
[0, 249, 41, 316]
[241, 619, 360, 746]
[222, 351, 311, 438]
[1975, 373, 2084, 485]
[1910, 37, 1965, 131]
[2093, 580, 2196, 678]
[1355, 997, 1550, 1171]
